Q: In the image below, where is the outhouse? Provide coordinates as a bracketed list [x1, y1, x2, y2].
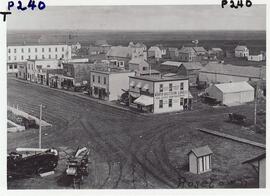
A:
[188, 145, 213, 174]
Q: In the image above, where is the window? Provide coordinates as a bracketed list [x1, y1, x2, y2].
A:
[55, 47, 58, 52]
[180, 82, 184, 90]
[159, 100, 163, 108]
[180, 98, 184, 106]
[49, 48, 51, 52]
[62, 47, 64, 52]
[9, 65, 12, 69]
[47, 65, 50, 68]
[27, 73, 29, 79]
[49, 54, 51, 59]
[62, 54, 64, 58]
[14, 48, 16, 53]
[169, 99, 172, 107]
[159, 84, 163, 93]
[14, 64, 17, 69]
[98, 76, 100, 83]
[104, 77, 106, 85]
[21, 48, 24, 53]
[28, 48, 31, 53]
[35, 55, 38, 60]
[169, 83, 172, 91]
[55, 54, 58, 59]
[42, 55, 45, 59]
[8, 48, 10, 53]
[28, 55, 31, 60]
[8, 56, 11, 61]
[35, 48, 38, 52]
[21, 56, 24, 60]
[28, 64, 30, 69]
[42, 48, 44, 52]
[32, 64, 34, 70]
[14, 56, 17, 60]
[92, 75, 95, 82]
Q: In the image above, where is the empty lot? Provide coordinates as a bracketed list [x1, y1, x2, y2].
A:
[7, 78, 265, 189]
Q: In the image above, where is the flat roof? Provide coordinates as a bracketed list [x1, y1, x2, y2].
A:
[130, 75, 188, 82]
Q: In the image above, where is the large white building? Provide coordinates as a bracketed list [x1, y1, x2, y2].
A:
[7, 44, 72, 74]
[129, 75, 191, 113]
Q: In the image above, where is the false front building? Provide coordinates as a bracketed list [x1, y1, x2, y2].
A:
[129, 75, 191, 113]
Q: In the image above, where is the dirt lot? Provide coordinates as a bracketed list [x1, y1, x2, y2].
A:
[7, 78, 265, 189]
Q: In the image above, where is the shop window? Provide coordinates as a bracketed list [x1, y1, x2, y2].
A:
[159, 100, 163, 108]
[180, 98, 184, 106]
[169, 99, 172, 107]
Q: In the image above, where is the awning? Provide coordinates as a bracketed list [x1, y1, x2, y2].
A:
[129, 92, 140, 98]
[142, 84, 149, 91]
[134, 95, 153, 106]
[188, 91, 193, 99]
[130, 81, 135, 87]
[136, 82, 142, 88]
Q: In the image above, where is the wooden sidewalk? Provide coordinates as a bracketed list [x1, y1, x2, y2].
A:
[197, 128, 266, 149]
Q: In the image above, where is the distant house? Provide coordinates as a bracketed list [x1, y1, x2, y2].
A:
[208, 48, 224, 60]
[148, 46, 162, 61]
[178, 46, 206, 62]
[155, 44, 167, 56]
[206, 81, 254, 105]
[167, 47, 179, 60]
[188, 145, 213, 174]
[242, 152, 266, 188]
[248, 52, 264, 62]
[89, 40, 111, 56]
[193, 47, 207, 55]
[128, 42, 148, 60]
[17, 63, 27, 80]
[199, 62, 266, 85]
[128, 58, 149, 72]
[235, 45, 249, 57]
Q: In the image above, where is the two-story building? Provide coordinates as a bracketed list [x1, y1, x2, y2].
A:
[235, 45, 249, 57]
[129, 75, 190, 113]
[90, 67, 135, 101]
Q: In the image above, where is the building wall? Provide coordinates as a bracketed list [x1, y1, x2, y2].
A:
[17, 63, 27, 80]
[189, 153, 198, 174]
[259, 158, 266, 188]
[7, 63, 18, 74]
[223, 90, 254, 105]
[109, 72, 135, 101]
[90, 72, 110, 100]
[248, 54, 263, 62]
[206, 85, 223, 102]
[235, 50, 249, 57]
[7, 45, 72, 63]
[153, 80, 188, 113]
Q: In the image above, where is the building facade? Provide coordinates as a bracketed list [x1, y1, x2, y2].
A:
[235, 45, 249, 57]
[90, 68, 135, 101]
[129, 75, 190, 113]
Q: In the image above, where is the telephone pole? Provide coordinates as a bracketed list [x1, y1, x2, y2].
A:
[39, 104, 43, 149]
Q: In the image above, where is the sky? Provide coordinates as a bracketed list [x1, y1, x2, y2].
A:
[7, 5, 266, 31]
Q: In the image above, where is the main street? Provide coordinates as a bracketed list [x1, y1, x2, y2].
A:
[7, 78, 264, 189]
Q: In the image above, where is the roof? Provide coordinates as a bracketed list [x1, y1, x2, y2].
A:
[95, 40, 109, 46]
[242, 152, 266, 164]
[134, 95, 154, 106]
[161, 61, 182, 67]
[188, 145, 213, 157]
[235, 45, 248, 51]
[193, 47, 207, 53]
[148, 46, 161, 52]
[211, 48, 223, 52]
[200, 62, 266, 79]
[128, 58, 149, 66]
[213, 81, 254, 94]
[180, 62, 203, 70]
[179, 47, 196, 54]
[138, 69, 160, 75]
[168, 47, 178, 52]
[130, 75, 188, 82]
[107, 46, 133, 58]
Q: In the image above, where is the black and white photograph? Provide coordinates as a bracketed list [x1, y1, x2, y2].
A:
[2, 0, 268, 191]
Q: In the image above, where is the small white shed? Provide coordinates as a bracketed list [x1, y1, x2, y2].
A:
[188, 145, 213, 174]
[206, 81, 254, 105]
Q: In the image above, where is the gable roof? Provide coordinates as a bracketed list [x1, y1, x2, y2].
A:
[214, 81, 254, 93]
[200, 62, 266, 79]
[193, 47, 207, 53]
[107, 46, 133, 58]
[179, 47, 196, 54]
[180, 62, 203, 70]
[242, 152, 266, 164]
[188, 145, 213, 157]
[235, 45, 248, 51]
[161, 61, 182, 67]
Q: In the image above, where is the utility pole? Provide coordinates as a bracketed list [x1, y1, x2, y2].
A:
[254, 67, 263, 129]
[39, 104, 43, 149]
